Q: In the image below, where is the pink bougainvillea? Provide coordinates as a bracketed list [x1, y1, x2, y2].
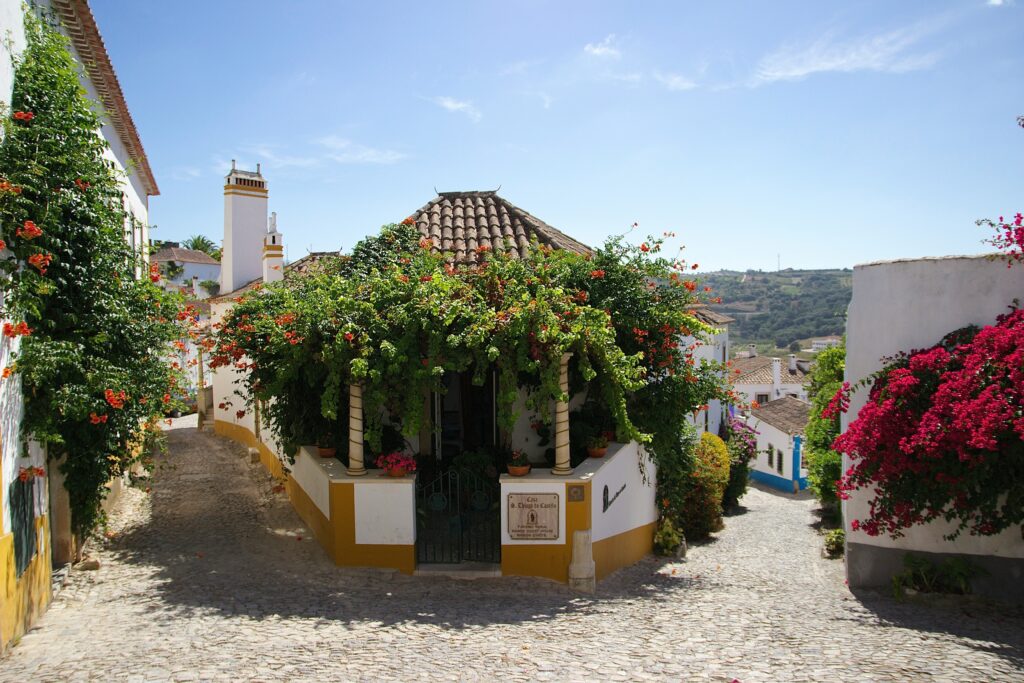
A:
[834, 308, 1024, 539]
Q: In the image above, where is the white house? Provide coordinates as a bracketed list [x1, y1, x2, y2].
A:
[747, 397, 809, 493]
[151, 243, 221, 299]
[687, 305, 733, 436]
[0, 0, 158, 651]
[732, 347, 809, 407]
[811, 336, 842, 352]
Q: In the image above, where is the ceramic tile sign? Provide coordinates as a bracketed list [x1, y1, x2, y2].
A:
[507, 493, 560, 540]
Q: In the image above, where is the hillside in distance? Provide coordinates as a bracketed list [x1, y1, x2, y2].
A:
[702, 268, 852, 348]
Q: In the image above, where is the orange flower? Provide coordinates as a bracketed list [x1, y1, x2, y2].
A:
[90, 412, 108, 425]
[2, 367, 11, 379]
[16, 220, 42, 239]
[0, 240, 6, 251]
[590, 269, 605, 279]
[640, 243, 650, 252]
[419, 275, 433, 282]
[149, 262, 161, 283]
[12, 111, 33, 121]
[28, 252, 52, 274]
[104, 389, 127, 409]
[476, 244, 491, 254]
[344, 332, 355, 342]
[401, 216, 416, 226]
[683, 280, 697, 292]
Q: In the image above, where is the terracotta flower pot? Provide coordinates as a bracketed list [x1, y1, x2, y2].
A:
[507, 464, 531, 477]
[386, 467, 407, 478]
[317, 446, 337, 458]
[587, 447, 607, 458]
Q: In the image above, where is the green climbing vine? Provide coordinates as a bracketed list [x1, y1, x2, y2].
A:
[0, 11, 187, 535]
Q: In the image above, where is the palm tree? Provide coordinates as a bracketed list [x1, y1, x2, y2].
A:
[183, 234, 220, 261]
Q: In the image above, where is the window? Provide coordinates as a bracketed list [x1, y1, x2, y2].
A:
[777, 447, 784, 474]
[756, 393, 769, 405]
[767, 445, 774, 468]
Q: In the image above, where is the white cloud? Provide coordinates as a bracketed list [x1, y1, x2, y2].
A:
[603, 71, 644, 85]
[245, 144, 320, 168]
[584, 34, 621, 59]
[538, 92, 553, 109]
[987, 0, 1011, 6]
[653, 71, 697, 91]
[316, 136, 407, 164]
[753, 23, 942, 85]
[431, 96, 482, 123]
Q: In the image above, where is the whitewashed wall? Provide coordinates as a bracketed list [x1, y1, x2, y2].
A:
[749, 420, 793, 480]
[843, 255, 1024, 583]
[590, 442, 657, 543]
[687, 327, 729, 435]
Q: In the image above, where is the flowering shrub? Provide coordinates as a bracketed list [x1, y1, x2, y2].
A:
[666, 431, 730, 540]
[374, 452, 417, 473]
[0, 12, 187, 535]
[834, 308, 1024, 539]
[722, 418, 757, 508]
[978, 212, 1024, 266]
[805, 344, 846, 511]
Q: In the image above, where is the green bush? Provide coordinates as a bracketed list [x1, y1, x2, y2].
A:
[891, 554, 987, 599]
[677, 432, 730, 540]
[722, 419, 757, 508]
[653, 517, 683, 556]
[823, 529, 845, 557]
[807, 447, 843, 510]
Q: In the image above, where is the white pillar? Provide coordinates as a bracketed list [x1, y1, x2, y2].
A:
[347, 383, 366, 476]
[551, 352, 572, 475]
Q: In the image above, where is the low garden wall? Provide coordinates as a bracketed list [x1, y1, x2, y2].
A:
[843, 254, 1024, 598]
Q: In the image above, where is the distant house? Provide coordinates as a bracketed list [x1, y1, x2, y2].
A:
[731, 347, 810, 406]
[748, 397, 810, 493]
[687, 305, 734, 436]
[151, 243, 221, 299]
[811, 336, 842, 352]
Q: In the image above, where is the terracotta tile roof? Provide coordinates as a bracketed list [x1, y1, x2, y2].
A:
[151, 247, 220, 265]
[751, 396, 810, 435]
[50, 0, 158, 196]
[731, 356, 808, 385]
[687, 304, 735, 326]
[209, 252, 336, 302]
[412, 191, 592, 265]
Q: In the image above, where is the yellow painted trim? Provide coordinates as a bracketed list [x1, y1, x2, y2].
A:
[223, 183, 268, 194]
[213, 419, 286, 480]
[213, 419, 415, 574]
[592, 521, 656, 581]
[1, 515, 52, 652]
[501, 481, 592, 583]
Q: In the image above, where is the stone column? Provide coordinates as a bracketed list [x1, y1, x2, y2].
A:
[196, 345, 205, 425]
[551, 352, 573, 475]
[347, 383, 367, 476]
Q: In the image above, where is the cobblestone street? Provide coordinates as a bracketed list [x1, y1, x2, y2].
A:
[2, 416, 1022, 682]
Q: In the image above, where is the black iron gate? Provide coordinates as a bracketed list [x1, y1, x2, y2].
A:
[416, 470, 500, 564]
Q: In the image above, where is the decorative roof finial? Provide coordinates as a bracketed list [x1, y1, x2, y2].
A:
[268, 211, 278, 233]
[231, 159, 236, 171]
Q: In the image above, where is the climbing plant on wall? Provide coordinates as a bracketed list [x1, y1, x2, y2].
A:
[0, 11, 186, 536]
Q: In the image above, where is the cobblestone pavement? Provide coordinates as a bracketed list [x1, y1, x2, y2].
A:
[3, 417, 1023, 682]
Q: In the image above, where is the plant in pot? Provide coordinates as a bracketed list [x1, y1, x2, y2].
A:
[506, 449, 531, 476]
[586, 434, 609, 458]
[317, 425, 337, 458]
[375, 451, 417, 478]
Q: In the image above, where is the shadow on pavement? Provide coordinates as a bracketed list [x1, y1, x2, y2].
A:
[109, 426, 711, 631]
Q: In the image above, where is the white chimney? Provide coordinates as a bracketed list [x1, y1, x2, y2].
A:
[222, 163, 268, 293]
[747, 344, 757, 358]
[262, 211, 284, 283]
[771, 357, 782, 396]
[788, 354, 797, 373]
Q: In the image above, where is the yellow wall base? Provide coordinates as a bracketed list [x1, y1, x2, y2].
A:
[215, 420, 415, 574]
[0, 515, 52, 652]
[593, 521, 656, 581]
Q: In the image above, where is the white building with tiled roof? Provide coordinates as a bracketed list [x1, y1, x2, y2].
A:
[151, 244, 221, 299]
[748, 396, 810, 493]
[0, 0, 158, 651]
[731, 347, 810, 407]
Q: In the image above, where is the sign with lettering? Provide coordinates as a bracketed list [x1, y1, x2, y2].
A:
[507, 493, 560, 540]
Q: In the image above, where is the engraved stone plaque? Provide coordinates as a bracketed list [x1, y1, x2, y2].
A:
[507, 493, 560, 540]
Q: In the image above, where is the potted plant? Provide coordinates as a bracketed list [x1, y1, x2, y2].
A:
[587, 434, 609, 458]
[375, 452, 417, 477]
[506, 449, 531, 476]
[317, 426, 336, 458]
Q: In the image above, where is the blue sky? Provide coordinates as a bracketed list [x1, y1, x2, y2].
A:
[92, 0, 1022, 271]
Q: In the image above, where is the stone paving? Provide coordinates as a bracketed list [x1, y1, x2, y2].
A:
[2, 416, 1023, 682]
